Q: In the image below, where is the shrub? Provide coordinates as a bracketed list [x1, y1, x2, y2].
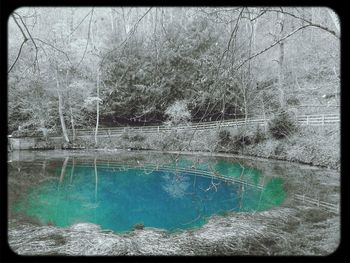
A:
[158, 130, 186, 151]
[11, 129, 42, 138]
[218, 129, 231, 146]
[121, 132, 129, 140]
[268, 111, 297, 139]
[232, 131, 252, 148]
[121, 132, 145, 142]
[164, 100, 191, 126]
[130, 134, 146, 142]
[253, 125, 266, 143]
[286, 97, 300, 106]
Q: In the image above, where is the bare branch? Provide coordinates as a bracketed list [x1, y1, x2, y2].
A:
[263, 8, 340, 38]
[33, 38, 73, 66]
[66, 9, 93, 39]
[100, 7, 153, 67]
[13, 12, 39, 70]
[8, 39, 28, 73]
[216, 8, 244, 78]
[250, 9, 267, 22]
[76, 8, 94, 68]
[235, 24, 313, 71]
[8, 15, 29, 73]
[11, 14, 28, 40]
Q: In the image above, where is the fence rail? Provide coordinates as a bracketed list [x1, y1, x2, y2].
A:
[294, 194, 339, 213]
[64, 113, 339, 137]
[10, 114, 339, 138]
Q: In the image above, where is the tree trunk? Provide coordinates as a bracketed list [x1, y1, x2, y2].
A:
[70, 106, 76, 142]
[56, 70, 70, 144]
[277, 12, 285, 109]
[261, 94, 267, 132]
[243, 88, 248, 126]
[94, 70, 100, 147]
[64, 68, 76, 142]
[110, 8, 115, 36]
[90, 12, 94, 45]
[327, 8, 340, 36]
[278, 41, 285, 108]
[122, 8, 128, 38]
[57, 91, 70, 144]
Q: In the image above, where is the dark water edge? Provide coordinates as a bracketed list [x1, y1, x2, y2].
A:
[8, 147, 340, 171]
[7, 150, 340, 256]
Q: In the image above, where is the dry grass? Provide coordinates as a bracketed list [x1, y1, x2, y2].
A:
[8, 206, 340, 256]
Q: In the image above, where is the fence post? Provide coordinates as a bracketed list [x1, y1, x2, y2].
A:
[322, 114, 325, 126]
[306, 116, 309, 125]
[157, 126, 160, 133]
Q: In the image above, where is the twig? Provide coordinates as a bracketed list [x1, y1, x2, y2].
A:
[66, 9, 93, 39]
[13, 12, 39, 71]
[8, 15, 29, 73]
[32, 38, 72, 66]
[263, 8, 340, 38]
[8, 39, 28, 73]
[100, 7, 153, 67]
[216, 8, 244, 79]
[76, 8, 94, 68]
[235, 24, 313, 71]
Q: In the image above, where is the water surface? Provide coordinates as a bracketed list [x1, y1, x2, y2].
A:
[9, 152, 286, 232]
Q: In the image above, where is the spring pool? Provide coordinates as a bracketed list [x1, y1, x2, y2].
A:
[9, 152, 285, 233]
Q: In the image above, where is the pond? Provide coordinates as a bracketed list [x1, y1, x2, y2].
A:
[9, 151, 286, 233]
[7, 150, 340, 255]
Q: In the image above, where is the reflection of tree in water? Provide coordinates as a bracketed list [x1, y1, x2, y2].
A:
[161, 172, 191, 199]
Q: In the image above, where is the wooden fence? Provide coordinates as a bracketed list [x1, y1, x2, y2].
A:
[294, 194, 339, 214]
[63, 113, 339, 137]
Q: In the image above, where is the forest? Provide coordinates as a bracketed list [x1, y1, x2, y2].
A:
[8, 7, 340, 131]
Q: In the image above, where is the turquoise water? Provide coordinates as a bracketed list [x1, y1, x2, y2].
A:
[12, 158, 285, 233]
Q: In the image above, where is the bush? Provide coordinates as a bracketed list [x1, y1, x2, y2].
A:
[268, 111, 297, 139]
[218, 129, 231, 146]
[11, 129, 42, 138]
[217, 128, 258, 151]
[121, 132, 129, 140]
[232, 130, 252, 148]
[130, 134, 146, 142]
[164, 100, 191, 126]
[253, 125, 266, 143]
[121, 132, 145, 142]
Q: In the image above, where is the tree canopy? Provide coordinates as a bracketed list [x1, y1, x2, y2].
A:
[8, 7, 340, 138]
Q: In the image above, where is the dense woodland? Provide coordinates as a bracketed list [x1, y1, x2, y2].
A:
[8, 7, 340, 142]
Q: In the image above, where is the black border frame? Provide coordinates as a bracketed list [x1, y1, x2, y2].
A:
[1, 0, 347, 262]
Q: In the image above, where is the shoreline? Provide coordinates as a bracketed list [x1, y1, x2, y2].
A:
[8, 147, 340, 171]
